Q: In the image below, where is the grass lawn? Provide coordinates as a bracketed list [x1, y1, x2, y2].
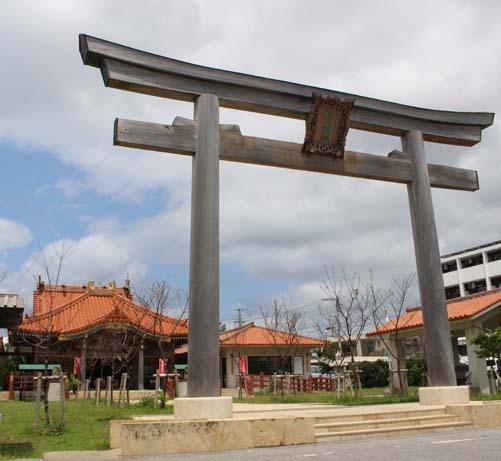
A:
[235, 387, 420, 405]
[0, 399, 173, 459]
[471, 391, 501, 401]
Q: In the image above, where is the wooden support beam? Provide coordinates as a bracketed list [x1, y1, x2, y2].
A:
[79, 35, 494, 147]
[114, 118, 479, 192]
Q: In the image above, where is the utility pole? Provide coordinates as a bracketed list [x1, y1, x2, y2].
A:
[235, 303, 246, 327]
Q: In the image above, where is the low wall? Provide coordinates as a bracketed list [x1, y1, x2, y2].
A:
[446, 401, 501, 428]
[113, 416, 315, 456]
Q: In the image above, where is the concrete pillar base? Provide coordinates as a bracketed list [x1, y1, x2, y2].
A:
[419, 386, 469, 405]
[173, 396, 233, 420]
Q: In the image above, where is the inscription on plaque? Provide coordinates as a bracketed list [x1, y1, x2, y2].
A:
[302, 93, 354, 159]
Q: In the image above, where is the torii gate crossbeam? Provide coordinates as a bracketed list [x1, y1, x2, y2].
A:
[79, 34, 494, 397]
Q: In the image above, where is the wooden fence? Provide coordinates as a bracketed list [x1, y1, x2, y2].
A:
[8, 372, 36, 400]
[240, 372, 336, 396]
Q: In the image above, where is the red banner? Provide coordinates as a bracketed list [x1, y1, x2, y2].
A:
[159, 358, 167, 375]
[239, 356, 247, 375]
[73, 356, 81, 377]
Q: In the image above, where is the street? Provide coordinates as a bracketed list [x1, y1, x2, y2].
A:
[125, 429, 501, 461]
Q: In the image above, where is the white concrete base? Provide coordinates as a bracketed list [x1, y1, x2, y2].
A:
[173, 396, 233, 420]
[419, 386, 470, 405]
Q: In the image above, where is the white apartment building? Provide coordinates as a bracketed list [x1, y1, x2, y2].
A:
[441, 240, 501, 300]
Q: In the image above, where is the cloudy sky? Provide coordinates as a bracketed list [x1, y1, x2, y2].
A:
[1, 0, 500, 332]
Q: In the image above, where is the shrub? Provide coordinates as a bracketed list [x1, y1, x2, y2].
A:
[358, 360, 389, 388]
[407, 358, 427, 386]
[68, 375, 80, 392]
[0, 355, 26, 390]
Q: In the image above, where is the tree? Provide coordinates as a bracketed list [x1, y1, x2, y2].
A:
[370, 273, 415, 394]
[469, 327, 501, 389]
[135, 276, 188, 373]
[317, 267, 372, 394]
[259, 298, 305, 375]
[21, 242, 74, 426]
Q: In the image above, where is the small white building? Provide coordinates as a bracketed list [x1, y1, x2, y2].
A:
[442, 240, 501, 300]
[367, 288, 501, 394]
[176, 322, 326, 389]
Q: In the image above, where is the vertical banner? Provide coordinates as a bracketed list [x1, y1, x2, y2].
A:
[239, 356, 247, 375]
[159, 358, 167, 375]
[73, 356, 81, 376]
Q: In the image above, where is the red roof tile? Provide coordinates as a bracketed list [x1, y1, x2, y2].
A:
[176, 323, 325, 353]
[367, 288, 501, 336]
[18, 285, 187, 338]
[33, 283, 133, 315]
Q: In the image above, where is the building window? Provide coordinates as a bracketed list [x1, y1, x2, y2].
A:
[442, 260, 458, 273]
[463, 279, 487, 295]
[460, 254, 483, 269]
[491, 276, 501, 289]
[487, 250, 501, 262]
[445, 285, 461, 300]
[247, 356, 292, 375]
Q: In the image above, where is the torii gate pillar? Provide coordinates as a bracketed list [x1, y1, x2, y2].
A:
[187, 94, 221, 397]
[403, 130, 456, 387]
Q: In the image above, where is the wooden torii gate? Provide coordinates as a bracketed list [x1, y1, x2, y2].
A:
[79, 34, 494, 397]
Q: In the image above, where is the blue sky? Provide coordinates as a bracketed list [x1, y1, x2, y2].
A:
[1, 0, 501, 334]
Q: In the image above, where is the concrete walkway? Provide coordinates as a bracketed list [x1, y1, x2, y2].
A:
[33, 402, 464, 461]
[131, 401, 447, 421]
[233, 401, 446, 417]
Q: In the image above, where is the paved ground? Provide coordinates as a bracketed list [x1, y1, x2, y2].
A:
[132, 402, 451, 421]
[17, 402, 497, 461]
[22, 428, 501, 461]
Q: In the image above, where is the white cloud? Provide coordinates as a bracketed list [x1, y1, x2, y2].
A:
[1, 0, 500, 315]
[0, 218, 32, 255]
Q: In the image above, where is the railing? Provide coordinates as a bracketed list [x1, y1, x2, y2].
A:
[8, 372, 36, 400]
[240, 372, 336, 396]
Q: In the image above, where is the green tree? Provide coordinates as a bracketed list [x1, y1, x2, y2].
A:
[469, 327, 501, 362]
[469, 327, 501, 389]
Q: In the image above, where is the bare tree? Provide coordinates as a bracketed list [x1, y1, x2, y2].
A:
[135, 276, 188, 373]
[370, 273, 416, 394]
[259, 298, 305, 375]
[317, 267, 372, 393]
[21, 242, 74, 426]
[86, 328, 141, 387]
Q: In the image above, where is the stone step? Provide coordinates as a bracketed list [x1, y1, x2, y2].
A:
[314, 407, 446, 424]
[315, 414, 459, 432]
[315, 421, 472, 442]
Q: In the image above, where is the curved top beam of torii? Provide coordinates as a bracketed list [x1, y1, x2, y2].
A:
[79, 34, 494, 147]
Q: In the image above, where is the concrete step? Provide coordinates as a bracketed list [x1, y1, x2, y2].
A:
[315, 414, 460, 432]
[314, 407, 446, 424]
[315, 421, 473, 442]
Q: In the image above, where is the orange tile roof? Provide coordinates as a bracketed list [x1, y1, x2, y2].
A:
[367, 288, 501, 336]
[18, 285, 187, 338]
[33, 283, 133, 315]
[176, 323, 326, 354]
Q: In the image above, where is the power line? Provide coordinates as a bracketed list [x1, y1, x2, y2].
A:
[221, 298, 325, 325]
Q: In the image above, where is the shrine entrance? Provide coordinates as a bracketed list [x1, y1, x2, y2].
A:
[79, 34, 494, 401]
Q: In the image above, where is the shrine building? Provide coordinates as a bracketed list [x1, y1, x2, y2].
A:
[9, 279, 188, 390]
